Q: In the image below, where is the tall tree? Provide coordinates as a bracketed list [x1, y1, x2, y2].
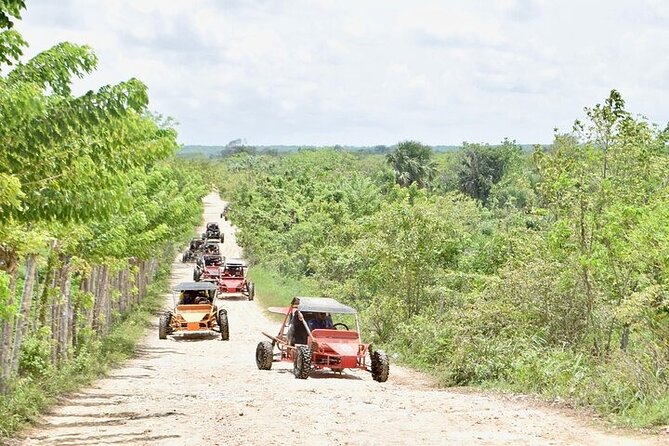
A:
[386, 140, 436, 188]
[457, 141, 517, 204]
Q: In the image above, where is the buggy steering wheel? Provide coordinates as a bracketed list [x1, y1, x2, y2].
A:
[333, 323, 349, 330]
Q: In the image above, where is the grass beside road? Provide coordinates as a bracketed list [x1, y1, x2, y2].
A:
[248, 265, 315, 320]
[0, 264, 170, 440]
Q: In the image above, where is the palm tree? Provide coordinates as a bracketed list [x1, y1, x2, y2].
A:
[386, 140, 436, 188]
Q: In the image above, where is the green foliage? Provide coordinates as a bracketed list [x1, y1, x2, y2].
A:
[0, 3, 209, 439]
[386, 140, 436, 188]
[0, 263, 169, 438]
[0, 1, 26, 68]
[248, 265, 315, 319]
[0, 29, 25, 69]
[18, 328, 52, 377]
[0, 41, 168, 222]
[0, 270, 12, 320]
[0, 0, 25, 29]
[458, 139, 520, 204]
[214, 101, 669, 427]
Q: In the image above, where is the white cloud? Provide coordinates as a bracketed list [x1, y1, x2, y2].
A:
[12, 0, 669, 146]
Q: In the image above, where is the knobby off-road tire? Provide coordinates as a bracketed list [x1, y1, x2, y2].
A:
[218, 309, 229, 341]
[248, 282, 255, 301]
[371, 349, 389, 382]
[158, 312, 172, 340]
[293, 345, 312, 379]
[256, 341, 273, 370]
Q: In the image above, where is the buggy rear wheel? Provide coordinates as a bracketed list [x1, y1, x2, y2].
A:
[247, 282, 255, 301]
[158, 312, 172, 340]
[293, 345, 311, 379]
[371, 349, 389, 382]
[255, 341, 273, 370]
[217, 309, 229, 341]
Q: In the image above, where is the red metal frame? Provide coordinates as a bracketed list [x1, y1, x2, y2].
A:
[216, 265, 252, 299]
[262, 302, 374, 375]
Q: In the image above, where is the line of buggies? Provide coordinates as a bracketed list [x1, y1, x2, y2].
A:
[163, 218, 389, 383]
[159, 287, 390, 383]
[193, 255, 255, 301]
[182, 222, 223, 262]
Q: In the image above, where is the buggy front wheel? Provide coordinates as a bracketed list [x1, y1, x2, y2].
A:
[158, 312, 172, 340]
[293, 345, 311, 379]
[371, 350, 389, 382]
[247, 282, 255, 301]
[256, 341, 273, 370]
[218, 309, 229, 341]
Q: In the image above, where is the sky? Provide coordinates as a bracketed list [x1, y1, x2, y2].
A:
[14, 0, 669, 147]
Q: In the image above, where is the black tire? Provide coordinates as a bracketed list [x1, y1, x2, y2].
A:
[256, 341, 273, 370]
[193, 269, 200, 282]
[293, 345, 311, 379]
[158, 312, 171, 340]
[218, 309, 229, 341]
[247, 282, 255, 301]
[371, 350, 389, 382]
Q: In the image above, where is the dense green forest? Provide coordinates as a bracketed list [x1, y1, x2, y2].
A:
[0, 1, 206, 436]
[201, 91, 669, 427]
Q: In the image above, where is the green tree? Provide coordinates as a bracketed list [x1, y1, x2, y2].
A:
[386, 140, 436, 188]
[0, 0, 26, 68]
[457, 140, 518, 204]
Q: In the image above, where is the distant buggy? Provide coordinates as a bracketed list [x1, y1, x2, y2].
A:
[182, 238, 204, 263]
[217, 258, 255, 301]
[193, 254, 224, 282]
[256, 297, 389, 381]
[202, 222, 223, 242]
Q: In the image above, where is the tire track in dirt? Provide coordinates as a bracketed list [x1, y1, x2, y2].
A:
[12, 192, 665, 446]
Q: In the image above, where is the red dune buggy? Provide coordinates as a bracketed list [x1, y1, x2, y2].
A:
[193, 254, 224, 282]
[255, 297, 389, 381]
[217, 258, 254, 301]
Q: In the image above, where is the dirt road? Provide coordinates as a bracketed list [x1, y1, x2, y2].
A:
[13, 193, 665, 446]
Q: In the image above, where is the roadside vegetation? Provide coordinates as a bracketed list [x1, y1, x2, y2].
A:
[2, 0, 667, 435]
[207, 92, 669, 428]
[0, 2, 207, 438]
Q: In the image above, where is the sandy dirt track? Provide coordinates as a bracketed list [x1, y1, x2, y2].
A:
[11, 193, 666, 446]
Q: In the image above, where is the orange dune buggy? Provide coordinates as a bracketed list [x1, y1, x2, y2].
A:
[158, 282, 229, 340]
[255, 297, 389, 381]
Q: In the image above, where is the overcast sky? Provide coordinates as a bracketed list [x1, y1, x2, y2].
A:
[15, 0, 669, 146]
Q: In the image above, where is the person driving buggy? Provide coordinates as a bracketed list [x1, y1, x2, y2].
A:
[179, 290, 211, 305]
[308, 312, 334, 330]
